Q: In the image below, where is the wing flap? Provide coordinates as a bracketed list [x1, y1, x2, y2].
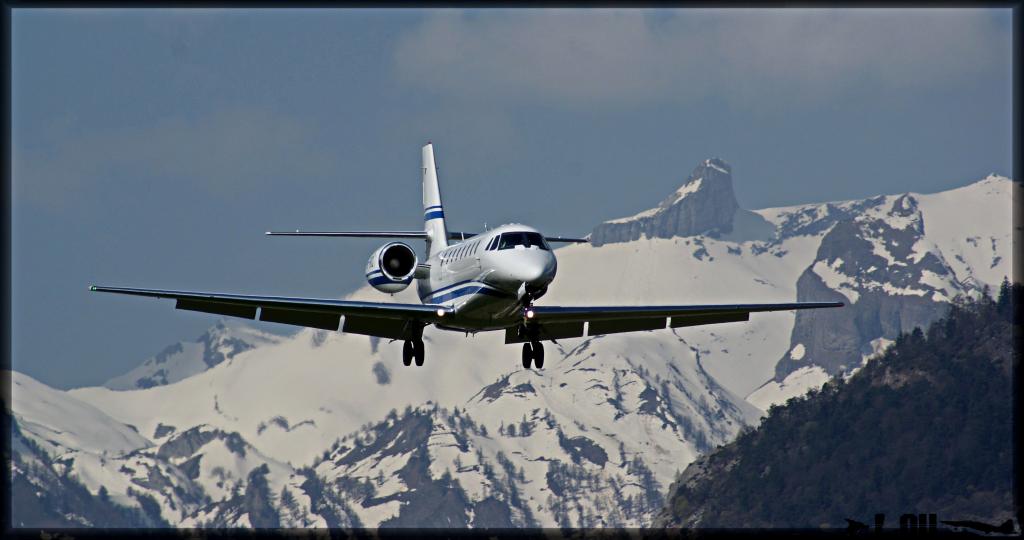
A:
[670, 312, 749, 328]
[504, 321, 585, 344]
[176, 299, 257, 319]
[259, 307, 341, 331]
[588, 317, 667, 336]
[342, 316, 414, 340]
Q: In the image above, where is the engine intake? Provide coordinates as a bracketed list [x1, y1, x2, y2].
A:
[366, 242, 418, 293]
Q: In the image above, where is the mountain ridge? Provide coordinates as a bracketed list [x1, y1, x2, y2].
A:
[7, 162, 1013, 528]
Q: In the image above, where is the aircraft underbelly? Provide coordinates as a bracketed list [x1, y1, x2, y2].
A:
[444, 292, 520, 331]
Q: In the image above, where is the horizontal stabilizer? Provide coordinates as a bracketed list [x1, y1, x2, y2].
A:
[266, 230, 589, 243]
[541, 235, 589, 243]
[266, 231, 429, 239]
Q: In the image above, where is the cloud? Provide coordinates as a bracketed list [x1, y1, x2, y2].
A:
[392, 8, 1010, 109]
[14, 106, 337, 210]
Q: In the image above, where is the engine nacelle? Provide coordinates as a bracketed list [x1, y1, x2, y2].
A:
[366, 242, 418, 293]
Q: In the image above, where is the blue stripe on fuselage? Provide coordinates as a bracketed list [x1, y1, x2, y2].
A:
[419, 278, 483, 299]
[418, 279, 514, 303]
[427, 285, 513, 305]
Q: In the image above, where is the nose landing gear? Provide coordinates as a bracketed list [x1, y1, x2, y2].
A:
[402, 338, 425, 366]
[521, 341, 544, 369]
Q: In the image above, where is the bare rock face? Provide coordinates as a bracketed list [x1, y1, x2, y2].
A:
[591, 158, 739, 246]
[774, 194, 974, 382]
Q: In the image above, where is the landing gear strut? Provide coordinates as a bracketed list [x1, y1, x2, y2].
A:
[402, 338, 425, 366]
[521, 341, 544, 369]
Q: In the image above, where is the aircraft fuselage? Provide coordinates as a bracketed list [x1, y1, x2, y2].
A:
[416, 223, 557, 333]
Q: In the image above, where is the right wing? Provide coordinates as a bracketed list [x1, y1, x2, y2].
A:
[266, 230, 589, 243]
[506, 301, 843, 343]
[90, 285, 451, 340]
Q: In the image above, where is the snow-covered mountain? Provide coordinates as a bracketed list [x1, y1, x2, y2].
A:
[7, 160, 1013, 528]
[104, 320, 283, 390]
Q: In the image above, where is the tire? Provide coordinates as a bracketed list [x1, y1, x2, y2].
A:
[521, 342, 533, 369]
[533, 341, 544, 369]
[413, 339, 425, 367]
[402, 341, 413, 366]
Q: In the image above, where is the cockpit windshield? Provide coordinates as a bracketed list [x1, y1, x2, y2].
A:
[496, 231, 549, 251]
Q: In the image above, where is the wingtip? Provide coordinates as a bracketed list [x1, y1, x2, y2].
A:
[89, 285, 97, 292]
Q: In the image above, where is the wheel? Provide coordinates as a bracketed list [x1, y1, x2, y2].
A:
[521, 342, 533, 369]
[413, 339, 425, 367]
[402, 341, 413, 366]
[532, 341, 544, 369]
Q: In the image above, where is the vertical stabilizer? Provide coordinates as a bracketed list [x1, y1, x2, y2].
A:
[422, 143, 449, 258]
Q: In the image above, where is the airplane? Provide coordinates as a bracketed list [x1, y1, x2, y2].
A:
[91, 143, 843, 369]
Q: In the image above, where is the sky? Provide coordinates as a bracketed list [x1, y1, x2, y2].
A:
[10, 8, 1014, 389]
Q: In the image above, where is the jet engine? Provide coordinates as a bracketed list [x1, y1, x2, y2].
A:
[366, 242, 418, 293]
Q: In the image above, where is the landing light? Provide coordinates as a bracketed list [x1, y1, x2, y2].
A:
[526, 309, 535, 319]
[437, 308, 446, 317]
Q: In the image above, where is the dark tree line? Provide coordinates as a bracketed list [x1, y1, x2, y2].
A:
[659, 283, 1018, 528]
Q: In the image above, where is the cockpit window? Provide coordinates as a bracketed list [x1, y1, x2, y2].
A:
[496, 231, 549, 251]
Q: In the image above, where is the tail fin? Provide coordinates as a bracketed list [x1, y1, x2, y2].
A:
[422, 142, 449, 258]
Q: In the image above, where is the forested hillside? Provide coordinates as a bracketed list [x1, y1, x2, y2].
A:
[657, 282, 1018, 529]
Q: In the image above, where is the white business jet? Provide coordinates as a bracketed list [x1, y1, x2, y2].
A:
[92, 143, 842, 369]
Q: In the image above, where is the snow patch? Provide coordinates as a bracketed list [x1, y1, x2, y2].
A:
[746, 366, 831, 412]
[661, 178, 703, 207]
[606, 206, 662, 224]
[811, 260, 860, 303]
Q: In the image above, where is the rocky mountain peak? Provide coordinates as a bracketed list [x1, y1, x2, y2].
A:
[591, 158, 739, 246]
[102, 319, 283, 391]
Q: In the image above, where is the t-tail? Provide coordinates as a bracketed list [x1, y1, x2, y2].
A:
[264, 143, 589, 246]
[422, 142, 449, 258]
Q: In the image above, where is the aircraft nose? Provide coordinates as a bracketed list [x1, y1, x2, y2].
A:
[508, 252, 556, 286]
[513, 263, 544, 284]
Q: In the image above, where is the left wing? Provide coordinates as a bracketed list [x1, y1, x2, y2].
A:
[505, 301, 843, 343]
[90, 285, 451, 340]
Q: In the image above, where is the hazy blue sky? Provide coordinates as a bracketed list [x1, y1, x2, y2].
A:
[11, 8, 1013, 388]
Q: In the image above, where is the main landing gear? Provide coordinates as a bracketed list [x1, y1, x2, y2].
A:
[402, 339, 425, 367]
[521, 341, 544, 369]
